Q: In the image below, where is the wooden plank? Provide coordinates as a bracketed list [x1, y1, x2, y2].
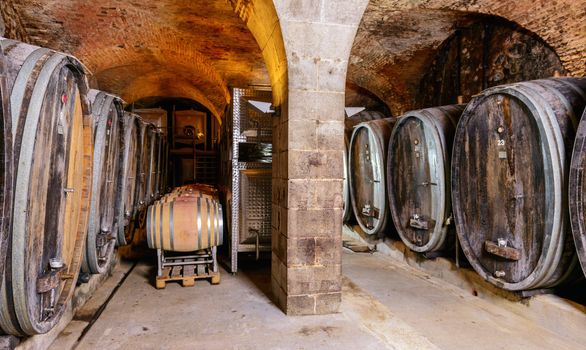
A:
[484, 240, 521, 261]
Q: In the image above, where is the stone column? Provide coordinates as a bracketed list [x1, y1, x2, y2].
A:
[271, 0, 369, 315]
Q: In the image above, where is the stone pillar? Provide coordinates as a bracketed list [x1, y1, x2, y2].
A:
[271, 0, 369, 315]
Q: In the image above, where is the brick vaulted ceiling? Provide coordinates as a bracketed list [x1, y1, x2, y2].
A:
[7, 0, 270, 118]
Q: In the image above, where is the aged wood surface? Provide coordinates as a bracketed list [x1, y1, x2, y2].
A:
[349, 118, 395, 236]
[0, 39, 14, 296]
[115, 112, 140, 246]
[452, 78, 586, 291]
[0, 40, 93, 335]
[83, 90, 123, 274]
[569, 107, 586, 278]
[387, 105, 464, 253]
[344, 111, 386, 224]
[420, 18, 566, 108]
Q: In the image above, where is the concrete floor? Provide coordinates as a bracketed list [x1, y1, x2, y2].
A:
[51, 251, 586, 350]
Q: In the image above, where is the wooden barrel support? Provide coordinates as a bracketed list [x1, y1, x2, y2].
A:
[349, 118, 395, 235]
[387, 105, 464, 253]
[569, 107, 586, 278]
[146, 197, 224, 252]
[82, 90, 123, 274]
[0, 39, 93, 335]
[452, 78, 586, 291]
[115, 112, 140, 246]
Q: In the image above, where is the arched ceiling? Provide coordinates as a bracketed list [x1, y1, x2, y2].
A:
[346, 0, 586, 116]
[7, 0, 271, 119]
[347, 8, 473, 114]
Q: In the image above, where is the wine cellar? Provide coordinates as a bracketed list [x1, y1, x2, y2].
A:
[0, 0, 585, 349]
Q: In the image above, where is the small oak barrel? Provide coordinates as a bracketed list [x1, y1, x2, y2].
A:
[387, 105, 464, 253]
[349, 118, 396, 235]
[569, 107, 586, 277]
[452, 78, 586, 291]
[82, 90, 124, 274]
[0, 39, 93, 335]
[0, 40, 14, 293]
[136, 120, 155, 209]
[115, 112, 140, 246]
[146, 197, 224, 252]
[344, 111, 385, 223]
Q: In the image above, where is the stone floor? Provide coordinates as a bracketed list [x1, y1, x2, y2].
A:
[49, 251, 586, 350]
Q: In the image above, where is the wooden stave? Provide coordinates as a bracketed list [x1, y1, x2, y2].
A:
[135, 120, 155, 211]
[153, 130, 161, 198]
[387, 105, 464, 253]
[146, 128, 159, 203]
[451, 78, 586, 291]
[0, 40, 14, 297]
[115, 112, 140, 246]
[569, 107, 586, 278]
[0, 40, 93, 335]
[348, 118, 396, 235]
[82, 90, 123, 274]
[146, 197, 224, 252]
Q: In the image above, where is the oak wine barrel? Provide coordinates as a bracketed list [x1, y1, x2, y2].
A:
[452, 78, 586, 291]
[115, 112, 140, 246]
[387, 105, 464, 253]
[0, 39, 93, 335]
[82, 90, 123, 274]
[146, 197, 224, 252]
[349, 118, 396, 235]
[344, 111, 385, 222]
[0, 40, 14, 294]
[569, 107, 586, 278]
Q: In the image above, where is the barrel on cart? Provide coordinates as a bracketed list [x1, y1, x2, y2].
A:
[451, 78, 586, 291]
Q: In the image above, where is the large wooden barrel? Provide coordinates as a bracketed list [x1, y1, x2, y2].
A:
[452, 78, 586, 291]
[344, 111, 384, 223]
[569, 107, 586, 278]
[82, 90, 123, 274]
[136, 120, 155, 210]
[115, 112, 140, 246]
[387, 105, 464, 253]
[0, 40, 14, 293]
[0, 39, 93, 335]
[349, 118, 396, 235]
[146, 197, 224, 252]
